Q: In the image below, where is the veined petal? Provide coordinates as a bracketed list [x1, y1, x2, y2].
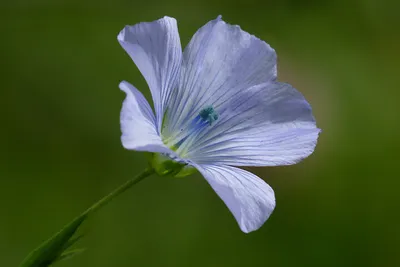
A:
[187, 82, 320, 166]
[195, 164, 275, 233]
[118, 16, 182, 131]
[119, 81, 172, 154]
[164, 16, 277, 138]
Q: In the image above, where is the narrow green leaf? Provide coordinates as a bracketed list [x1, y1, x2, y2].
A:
[54, 248, 86, 263]
[62, 234, 84, 251]
[19, 214, 87, 267]
[19, 168, 154, 267]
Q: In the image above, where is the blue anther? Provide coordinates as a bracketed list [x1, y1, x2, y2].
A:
[172, 106, 218, 150]
[199, 106, 219, 126]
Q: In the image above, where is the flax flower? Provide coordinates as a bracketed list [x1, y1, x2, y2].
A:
[118, 16, 320, 233]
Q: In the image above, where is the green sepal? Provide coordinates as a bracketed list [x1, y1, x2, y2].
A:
[151, 153, 183, 176]
[19, 214, 87, 267]
[175, 165, 197, 178]
[150, 153, 196, 178]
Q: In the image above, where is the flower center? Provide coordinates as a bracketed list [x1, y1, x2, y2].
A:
[198, 106, 219, 126]
[164, 106, 219, 153]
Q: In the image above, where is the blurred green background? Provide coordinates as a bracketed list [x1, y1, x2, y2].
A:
[1, 0, 399, 266]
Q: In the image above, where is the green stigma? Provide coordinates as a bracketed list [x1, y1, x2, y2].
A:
[199, 106, 219, 125]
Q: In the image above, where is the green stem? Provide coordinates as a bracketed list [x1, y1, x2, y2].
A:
[18, 168, 155, 267]
[83, 167, 154, 216]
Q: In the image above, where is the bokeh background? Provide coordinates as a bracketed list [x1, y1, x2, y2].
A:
[1, 0, 399, 266]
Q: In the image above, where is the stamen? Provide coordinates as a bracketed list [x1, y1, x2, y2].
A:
[171, 106, 219, 150]
[199, 106, 219, 125]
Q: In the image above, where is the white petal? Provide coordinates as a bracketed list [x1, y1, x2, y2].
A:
[119, 81, 172, 154]
[118, 16, 182, 130]
[195, 164, 275, 233]
[187, 82, 320, 166]
[164, 16, 277, 139]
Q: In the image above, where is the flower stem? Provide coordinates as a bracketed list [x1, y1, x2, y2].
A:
[83, 167, 154, 216]
[18, 168, 155, 267]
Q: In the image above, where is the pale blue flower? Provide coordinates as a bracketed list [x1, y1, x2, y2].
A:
[117, 16, 320, 233]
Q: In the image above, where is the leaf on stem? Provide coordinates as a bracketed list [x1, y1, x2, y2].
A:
[19, 214, 87, 267]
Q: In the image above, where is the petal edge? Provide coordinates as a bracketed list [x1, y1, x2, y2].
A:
[119, 81, 172, 154]
[195, 164, 275, 233]
[118, 17, 182, 130]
